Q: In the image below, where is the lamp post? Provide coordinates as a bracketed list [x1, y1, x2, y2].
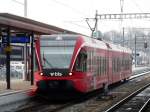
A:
[12, 0, 27, 17]
[12, 0, 28, 81]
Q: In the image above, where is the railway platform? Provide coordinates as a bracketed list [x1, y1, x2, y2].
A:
[0, 66, 149, 95]
[0, 79, 35, 95]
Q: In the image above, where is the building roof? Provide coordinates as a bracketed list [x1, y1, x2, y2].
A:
[0, 13, 78, 35]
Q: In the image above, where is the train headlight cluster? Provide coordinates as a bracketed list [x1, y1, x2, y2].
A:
[40, 72, 43, 76]
[69, 72, 72, 76]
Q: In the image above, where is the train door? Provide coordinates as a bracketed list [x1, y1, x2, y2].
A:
[93, 49, 97, 89]
[110, 52, 115, 84]
[87, 49, 96, 90]
[107, 49, 110, 84]
[106, 43, 113, 85]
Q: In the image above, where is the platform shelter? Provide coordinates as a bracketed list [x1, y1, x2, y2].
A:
[0, 13, 78, 89]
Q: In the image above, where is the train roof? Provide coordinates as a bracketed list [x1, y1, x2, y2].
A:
[41, 34, 79, 40]
[81, 35, 132, 54]
[41, 34, 132, 54]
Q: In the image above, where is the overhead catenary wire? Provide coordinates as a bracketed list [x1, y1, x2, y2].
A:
[50, 0, 89, 17]
[64, 20, 89, 30]
[131, 0, 143, 13]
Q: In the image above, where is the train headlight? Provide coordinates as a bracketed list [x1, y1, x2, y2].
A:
[40, 72, 43, 76]
[69, 72, 72, 76]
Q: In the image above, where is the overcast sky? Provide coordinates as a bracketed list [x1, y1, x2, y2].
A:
[0, 0, 150, 35]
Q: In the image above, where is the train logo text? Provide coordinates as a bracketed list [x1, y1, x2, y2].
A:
[49, 72, 63, 76]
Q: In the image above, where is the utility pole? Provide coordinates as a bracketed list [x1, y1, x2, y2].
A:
[6, 28, 11, 89]
[12, 0, 29, 81]
[122, 27, 125, 47]
[24, 0, 28, 81]
[120, 0, 124, 47]
[30, 32, 34, 85]
[95, 10, 98, 38]
[120, 0, 124, 14]
[12, 0, 27, 17]
[24, 0, 27, 17]
[135, 34, 137, 67]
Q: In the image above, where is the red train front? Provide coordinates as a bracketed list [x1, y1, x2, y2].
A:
[34, 34, 132, 93]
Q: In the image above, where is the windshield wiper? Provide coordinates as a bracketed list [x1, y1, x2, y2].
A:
[42, 51, 53, 68]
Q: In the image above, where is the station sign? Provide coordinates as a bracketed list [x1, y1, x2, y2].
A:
[2, 36, 30, 43]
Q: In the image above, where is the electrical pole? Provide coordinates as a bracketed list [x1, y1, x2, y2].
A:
[95, 10, 98, 38]
[86, 10, 98, 38]
[6, 28, 11, 89]
[24, 0, 27, 17]
[122, 27, 125, 47]
[12, 0, 29, 81]
[135, 34, 137, 67]
[12, 0, 27, 17]
[120, 0, 124, 47]
[24, 0, 28, 81]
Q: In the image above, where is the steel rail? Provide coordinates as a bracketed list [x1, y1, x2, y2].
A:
[104, 82, 150, 112]
[139, 98, 150, 112]
[0, 69, 149, 112]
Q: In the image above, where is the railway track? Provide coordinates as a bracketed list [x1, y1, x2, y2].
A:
[14, 100, 75, 112]
[59, 70, 150, 112]
[0, 69, 150, 112]
[104, 83, 150, 112]
[13, 90, 102, 112]
[139, 98, 150, 112]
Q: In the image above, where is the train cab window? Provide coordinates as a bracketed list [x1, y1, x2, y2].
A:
[74, 50, 87, 72]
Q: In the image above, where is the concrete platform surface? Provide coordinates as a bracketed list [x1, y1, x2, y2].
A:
[0, 79, 35, 94]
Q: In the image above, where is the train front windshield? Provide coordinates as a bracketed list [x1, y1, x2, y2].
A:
[40, 35, 77, 69]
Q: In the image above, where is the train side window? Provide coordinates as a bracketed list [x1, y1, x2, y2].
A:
[113, 58, 115, 74]
[122, 58, 124, 70]
[97, 57, 99, 75]
[116, 58, 117, 72]
[98, 56, 101, 75]
[113, 58, 117, 74]
[117, 58, 119, 72]
[100, 57, 102, 75]
[104, 57, 107, 75]
[96, 56, 99, 75]
[102, 57, 105, 75]
[112, 58, 114, 74]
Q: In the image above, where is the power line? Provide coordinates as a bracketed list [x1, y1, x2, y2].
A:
[64, 21, 89, 30]
[12, 0, 24, 5]
[12, 0, 27, 17]
[131, 0, 143, 12]
[120, 0, 124, 13]
[50, 0, 89, 17]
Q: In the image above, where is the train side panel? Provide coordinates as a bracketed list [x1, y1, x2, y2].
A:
[34, 35, 132, 93]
